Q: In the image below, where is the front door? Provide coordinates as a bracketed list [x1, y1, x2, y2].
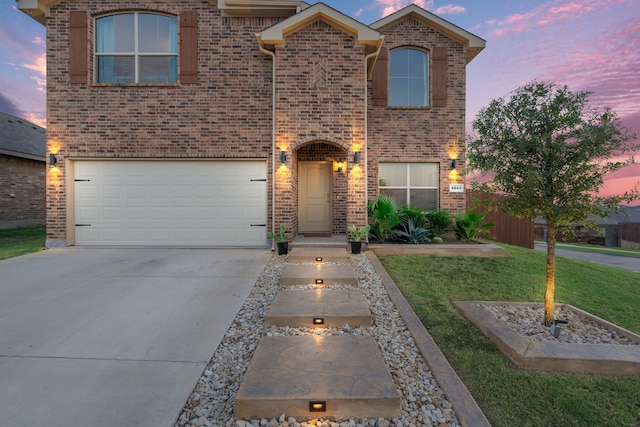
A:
[298, 162, 332, 233]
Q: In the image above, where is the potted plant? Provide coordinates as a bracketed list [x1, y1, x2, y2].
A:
[268, 224, 289, 255]
[347, 224, 371, 254]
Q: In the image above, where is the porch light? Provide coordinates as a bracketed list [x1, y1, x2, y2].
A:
[451, 159, 457, 168]
[49, 153, 58, 167]
[309, 401, 326, 412]
[280, 151, 287, 164]
[337, 162, 344, 173]
[354, 151, 360, 164]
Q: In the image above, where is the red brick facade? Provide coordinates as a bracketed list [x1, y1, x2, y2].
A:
[0, 155, 45, 227]
[38, 1, 483, 246]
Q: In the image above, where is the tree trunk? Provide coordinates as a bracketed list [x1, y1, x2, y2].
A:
[544, 221, 556, 327]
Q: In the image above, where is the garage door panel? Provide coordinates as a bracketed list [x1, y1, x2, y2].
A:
[74, 161, 267, 246]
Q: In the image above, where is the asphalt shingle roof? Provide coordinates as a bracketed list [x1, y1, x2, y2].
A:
[0, 111, 46, 159]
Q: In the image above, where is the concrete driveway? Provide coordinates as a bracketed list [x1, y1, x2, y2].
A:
[0, 248, 272, 427]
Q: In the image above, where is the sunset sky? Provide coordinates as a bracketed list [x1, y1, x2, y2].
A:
[1, 0, 638, 202]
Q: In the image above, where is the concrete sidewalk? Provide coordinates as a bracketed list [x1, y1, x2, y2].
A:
[0, 248, 271, 427]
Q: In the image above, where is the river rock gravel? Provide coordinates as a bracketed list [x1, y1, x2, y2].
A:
[174, 253, 461, 427]
[481, 303, 638, 345]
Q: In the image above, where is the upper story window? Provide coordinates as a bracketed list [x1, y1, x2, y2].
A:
[389, 48, 428, 107]
[95, 13, 177, 84]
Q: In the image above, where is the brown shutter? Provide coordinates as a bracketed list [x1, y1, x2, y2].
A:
[70, 11, 88, 84]
[180, 11, 198, 84]
[432, 47, 447, 107]
[372, 46, 388, 107]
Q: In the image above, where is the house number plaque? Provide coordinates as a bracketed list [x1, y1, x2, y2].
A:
[449, 184, 464, 193]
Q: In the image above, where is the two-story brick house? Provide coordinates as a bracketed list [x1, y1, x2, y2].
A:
[19, 0, 484, 248]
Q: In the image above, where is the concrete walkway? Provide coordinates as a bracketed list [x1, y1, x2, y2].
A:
[0, 248, 271, 427]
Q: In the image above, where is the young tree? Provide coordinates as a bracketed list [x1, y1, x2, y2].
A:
[468, 80, 639, 326]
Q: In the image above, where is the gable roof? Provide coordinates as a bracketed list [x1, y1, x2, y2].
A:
[370, 4, 486, 64]
[0, 112, 46, 161]
[257, 2, 383, 49]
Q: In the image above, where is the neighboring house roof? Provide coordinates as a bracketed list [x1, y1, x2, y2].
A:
[370, 4, 486, 64]
[0, 112, 46, 161]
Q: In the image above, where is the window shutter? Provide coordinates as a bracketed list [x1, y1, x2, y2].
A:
[432, 47, 447, 107]
[69, 11, 88, 84]
[372, 46, 388, 107]
[180, 11, 198, 84]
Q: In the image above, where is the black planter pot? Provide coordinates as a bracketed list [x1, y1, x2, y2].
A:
[276, 241, 289, 255]
[350, 241, 362, 254]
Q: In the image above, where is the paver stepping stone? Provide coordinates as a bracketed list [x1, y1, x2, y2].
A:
[234, 335, 401, 420]
[265, 289, 372, 328]
[279, 264, 358, 286]
[288, 247, 350, 263]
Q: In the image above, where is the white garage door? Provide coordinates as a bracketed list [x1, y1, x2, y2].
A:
[74, 160, 267, 246]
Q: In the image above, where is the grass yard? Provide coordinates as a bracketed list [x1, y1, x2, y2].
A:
[379, 244, 640, 427]
[0, 225, 46, 260]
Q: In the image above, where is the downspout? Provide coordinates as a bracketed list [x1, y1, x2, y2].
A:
[364, 39, 384, 225]
[258, 41, 277, 251]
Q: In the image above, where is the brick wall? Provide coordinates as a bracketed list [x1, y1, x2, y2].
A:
[368, 17, 467, 213]
[44, 2, 468, 244]
[45, 1, 278, 243]
[274, 20, 367, 233]
[0, 155, 45, 227]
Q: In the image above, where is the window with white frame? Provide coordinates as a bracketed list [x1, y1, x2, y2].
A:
[378, 163, 438, 209]
[95, 13, 177, 84]
[389, 48, 429, 107]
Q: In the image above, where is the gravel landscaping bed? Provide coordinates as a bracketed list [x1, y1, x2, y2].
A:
[481, 303, 639, 345]
[175, 253, 460, 427]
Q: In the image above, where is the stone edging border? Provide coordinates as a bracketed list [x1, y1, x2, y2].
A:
[365, 252, 491, 427]
[454, 301, 640, 376]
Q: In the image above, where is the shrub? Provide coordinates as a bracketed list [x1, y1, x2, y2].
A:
[425, 209, 452, 237]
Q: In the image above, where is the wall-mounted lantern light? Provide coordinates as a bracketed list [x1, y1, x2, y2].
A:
[49, 153, 58, 167]
[337, 162, 344, 173]
[280, 151, 287, 164]
[354, 151, 360, 165]
[451, 159, 457, 169]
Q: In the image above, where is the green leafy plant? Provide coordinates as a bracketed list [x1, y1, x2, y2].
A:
[367, 194, 401, 242]
[397, 205, 426, 229]
[453, 210, 495, 243]
[395, 219, 431, 244]
[267, 224, 288, 242]
[425, 209, 452, 237]
[347, 224, 371, 242]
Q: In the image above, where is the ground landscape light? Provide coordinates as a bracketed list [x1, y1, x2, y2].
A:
[309, 401, 326, 412]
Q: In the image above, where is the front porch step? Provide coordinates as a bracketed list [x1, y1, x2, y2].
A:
[279, 264, 358, 286]
[288, 247, 351, 264]
[290, 234, 348, 249]
[234, 336, 402, 420]
[265, 289, 372, 328]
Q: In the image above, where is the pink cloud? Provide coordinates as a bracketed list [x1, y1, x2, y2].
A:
[377, 0, 430, 17]
[434, 4, 466, 15]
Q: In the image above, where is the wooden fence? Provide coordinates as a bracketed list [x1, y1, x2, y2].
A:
[619, 222, 640, 248]
[465, 190, 534, 249]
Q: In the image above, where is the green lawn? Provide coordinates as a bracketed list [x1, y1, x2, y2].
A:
[379, 244, 640, 427]
[0, 225, 46, 260]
